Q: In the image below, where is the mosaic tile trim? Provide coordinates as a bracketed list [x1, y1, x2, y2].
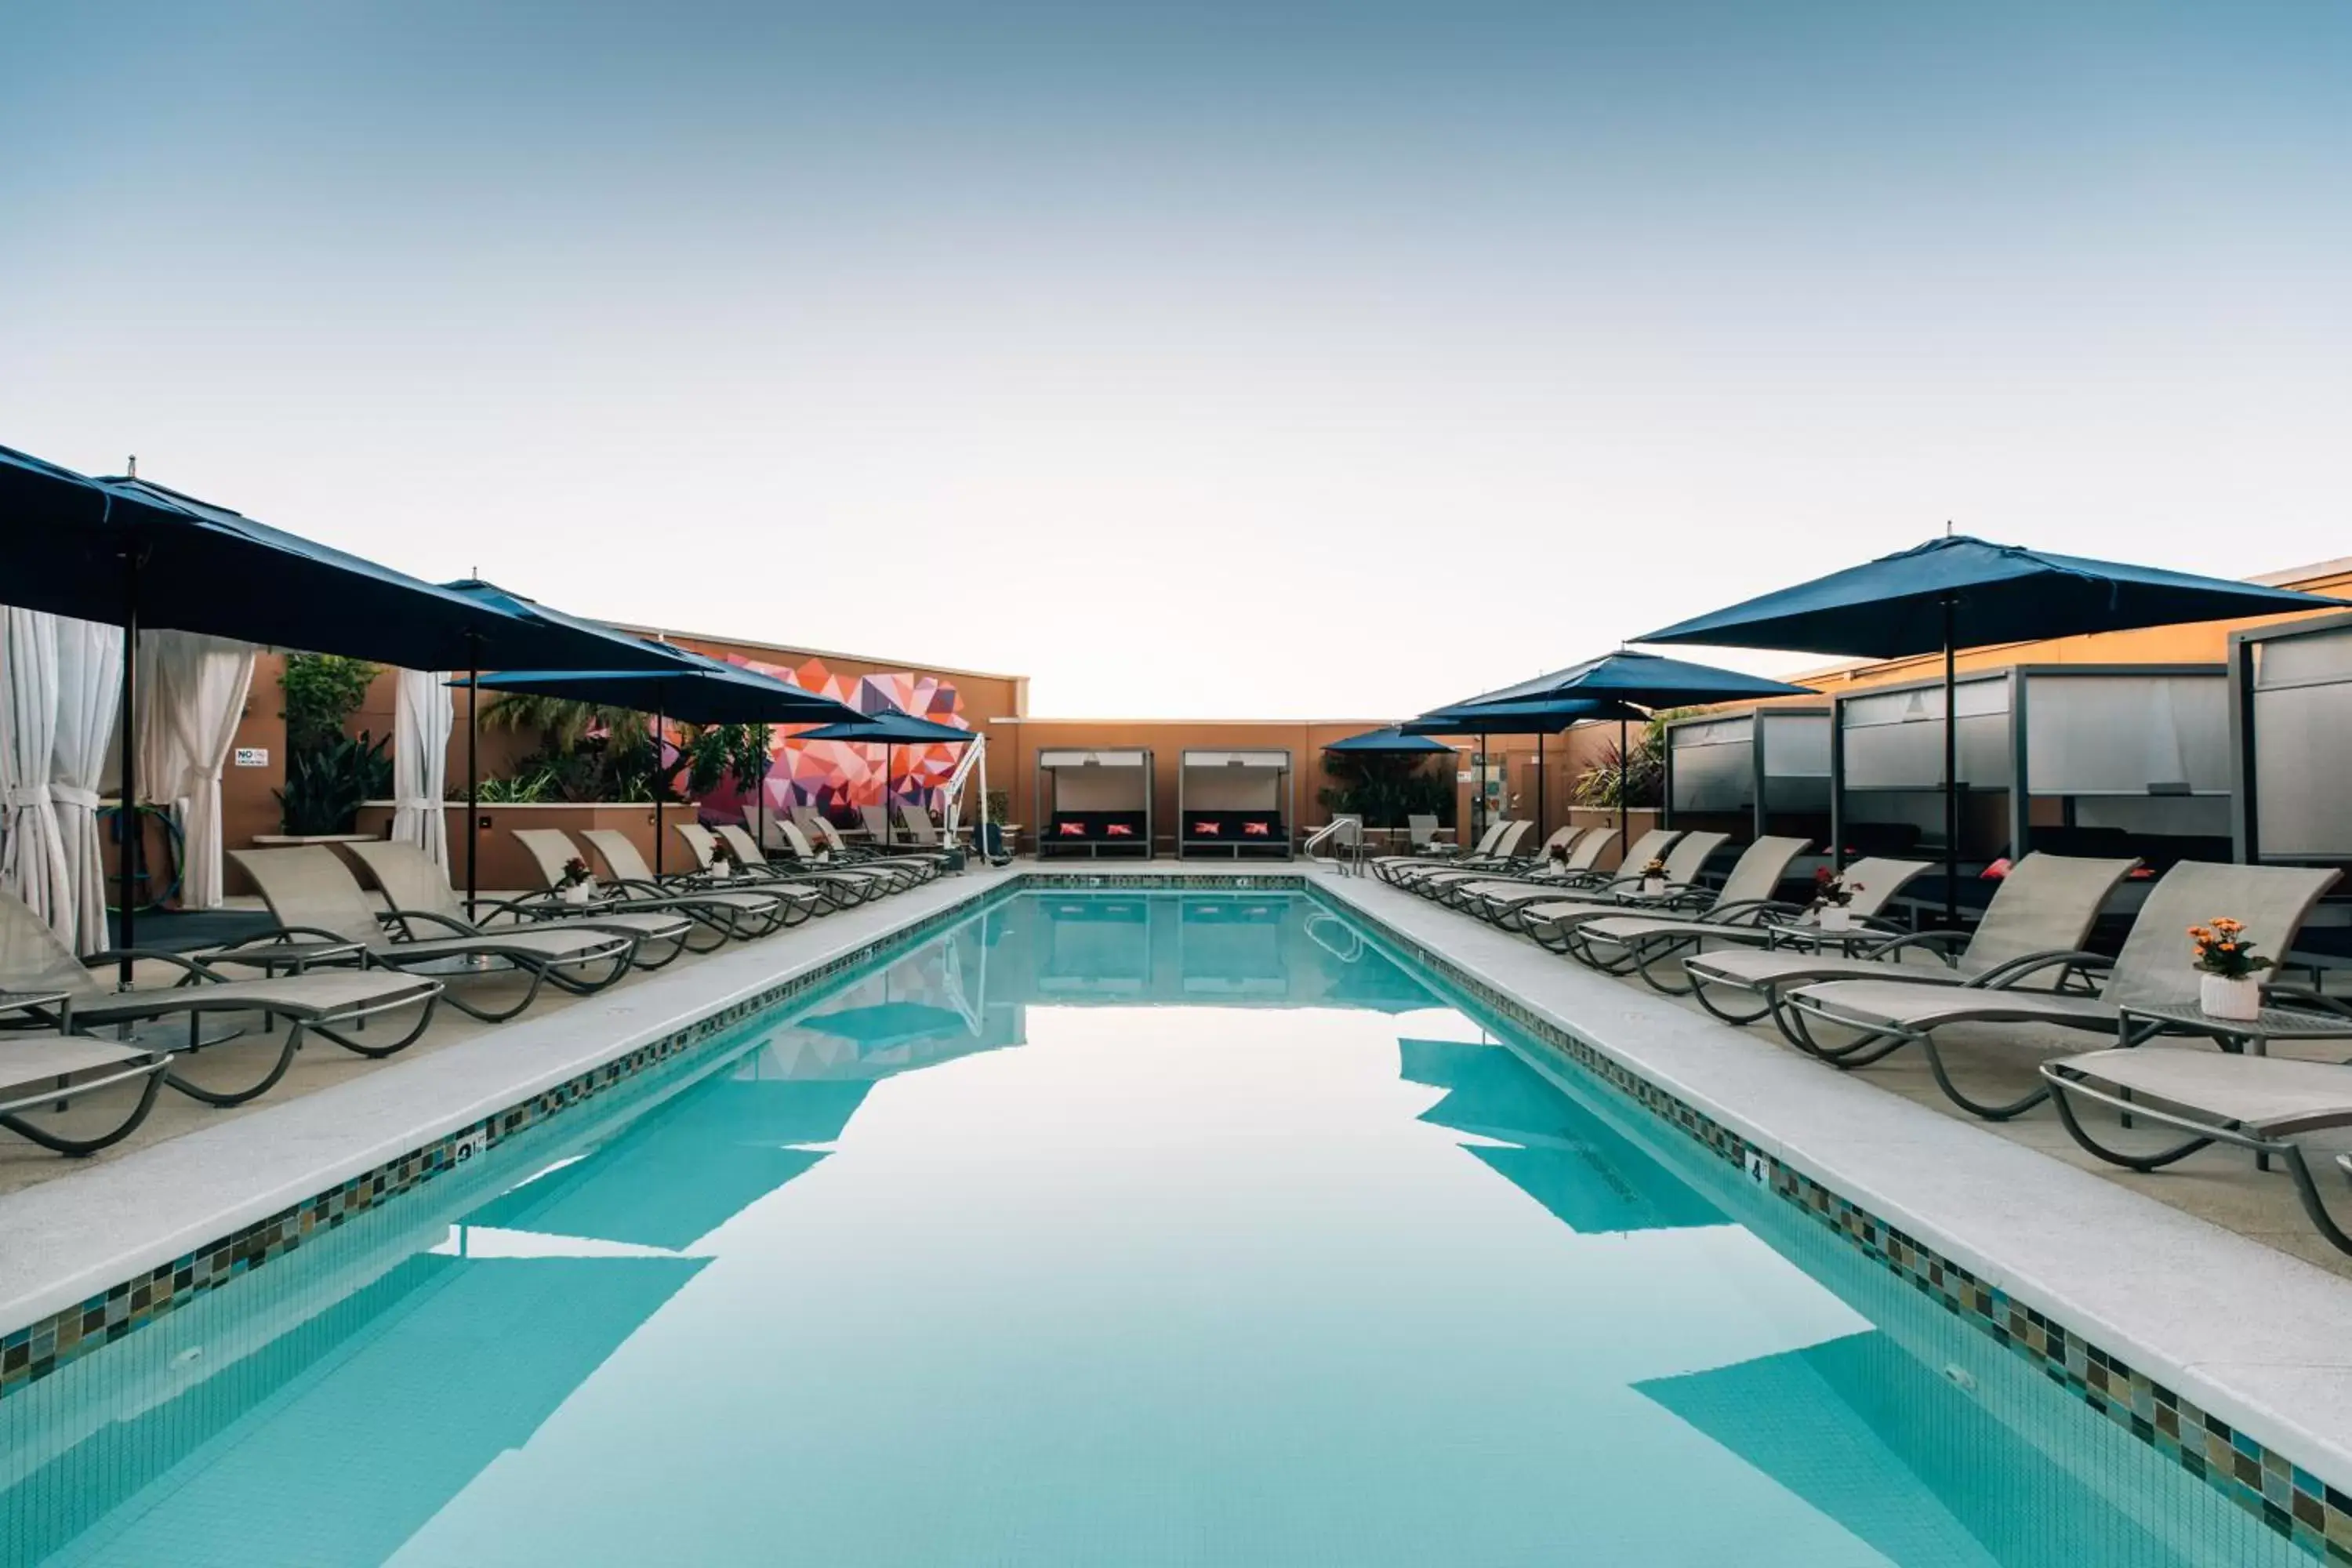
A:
[0, 882, 1010, 1403]
[1312, 884, 2350, 1563]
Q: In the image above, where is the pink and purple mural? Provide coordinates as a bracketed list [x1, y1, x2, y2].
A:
[693, 654, 971, 823]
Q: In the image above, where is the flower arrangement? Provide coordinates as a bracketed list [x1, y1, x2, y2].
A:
[1642, 857, 1667, 877]
[1809, 867, 1860, 909]
[558, 855, 593, 889]
[1547, 841, 1571, 866]
[709, 836, 741, 870]
[2190, 918, 2270, 980]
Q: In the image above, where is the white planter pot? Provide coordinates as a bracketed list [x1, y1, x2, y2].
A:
[1640, 877, 1667, 898]
[2200, 973, 2262, 1022]
[1818, 906, 1853, 933]
[709, 864, 732, 881]
[561, 882, 594, 906]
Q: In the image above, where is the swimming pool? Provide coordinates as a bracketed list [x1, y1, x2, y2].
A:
[0, 890, 2307, 1566]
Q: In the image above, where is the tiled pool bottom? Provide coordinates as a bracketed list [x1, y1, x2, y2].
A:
[0, 892, 2309, 1566]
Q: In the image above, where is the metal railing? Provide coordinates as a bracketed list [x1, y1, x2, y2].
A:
[1304, 816, 1366, 876]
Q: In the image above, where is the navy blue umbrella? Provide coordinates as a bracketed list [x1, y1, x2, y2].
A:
[0, 447, 682, 960]
[1404, 697, 1650, 840]
[1323, 727, 1455, 755]
[1448, 653, 1815, 845]
[1636, 533, 2349, 920]
[457, 650, 859, 881]
[793, 705, 975, 846]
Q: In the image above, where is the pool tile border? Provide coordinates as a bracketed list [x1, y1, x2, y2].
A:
[5, 866, 2343, 1561]
[1318, 882, 2347, 1563]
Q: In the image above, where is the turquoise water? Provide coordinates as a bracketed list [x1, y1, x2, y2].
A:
[0, 891, 2303, 1566]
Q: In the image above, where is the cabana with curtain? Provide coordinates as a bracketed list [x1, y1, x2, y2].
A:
[2229, 611, 2352, 869]
[392, 667, 454, 870]
[1830, 663, 2231, 909]
[1661, 706, 1831, 848]
[1035, 748, 1152, 858]
[1178, 749, 1292, 859]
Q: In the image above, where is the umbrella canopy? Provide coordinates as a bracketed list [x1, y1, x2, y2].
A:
[1404, 697, 1650, 840]
[1637, 535, 2349, 920]
[457, 656, 859, 726]
[1458, 648, 1816, 710]
[436, 578, 719, 674]
[793, 705, 975, 746]
[1635, 535, 2349, 659]
[0, 454, 673, 672]
[1324, 726, 1455, 755]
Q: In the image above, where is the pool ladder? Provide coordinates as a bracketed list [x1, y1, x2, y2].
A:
[1304, 815, 1367, 876]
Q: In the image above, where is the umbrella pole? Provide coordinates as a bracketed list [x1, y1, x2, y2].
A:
[1617, 716, 1628, 848]
[653, 702, 665, 880]
[115, 555, 139, 985]
[464, 648, 478, 918]
[1534, 732, 1544, 841]
[1943, 597, 1959, 927]
[884, 743, 893, 847]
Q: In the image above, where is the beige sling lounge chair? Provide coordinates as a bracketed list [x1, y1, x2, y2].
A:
[233, 846, 637, 1023]
[1518, 831, 1733, 952]
[1434, 828, 1617, 909]
[675, 822, 884, 909]
[344, 840, 699, 970]
[515, 828, 806, 948]
[1457, 828, 1680, 926]
[1782, 861, 2340, 1120]
[1680, 852, 2140, 1043]
[1574, 855, 1930, 994]
[0, 888, 442, 1134]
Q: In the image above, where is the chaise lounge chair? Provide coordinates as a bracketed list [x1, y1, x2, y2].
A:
[720, 822, 920, 895]
[677, 822, 885, 909]
[572, 829, 821, 935]
[343, 839, 700, 969]
[233, 846, 640, 1023]
[1780, 861, 2340, 1120]
[1680, 852, 2140, 1042]
[1454, 828, 1677, 927]
[809, 817, 942, 882]
[1381, 822, 1534, 888]
[1571, 855, 1930, 994]
[1370, 820, 1514, 884]
[1404, 826, 1580, 898]
[1555, 837, 1829, 980]
[1516, 831, 1733, 953]
[0, 888, 443, 1139]
[1430, 828, 1617, 909]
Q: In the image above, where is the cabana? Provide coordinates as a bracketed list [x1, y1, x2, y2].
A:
[1178, 749, 1293, 859]
[2230, 611, 2352, 870]
[1035, 748, 1153, 858]
[1830, 664, 2230, 901]
[1662, 707, 1831, 847]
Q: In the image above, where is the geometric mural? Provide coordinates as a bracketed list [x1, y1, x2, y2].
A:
[697, 653, 971, 822]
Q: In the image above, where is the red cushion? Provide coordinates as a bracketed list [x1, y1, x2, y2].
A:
[1192, 820, 1221, 836]
[1105, 822, 1134, 837]
[1243, 821, 1271, 837]
[1058, 822, 1087, 837]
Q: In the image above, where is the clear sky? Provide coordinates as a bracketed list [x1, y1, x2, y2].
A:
[5, 2, 2347, 717]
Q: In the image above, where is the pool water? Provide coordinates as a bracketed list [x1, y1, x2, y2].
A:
[0, 891, 2303, 1566]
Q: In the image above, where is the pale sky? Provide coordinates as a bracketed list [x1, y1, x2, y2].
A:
[5, 2, 2347, 718]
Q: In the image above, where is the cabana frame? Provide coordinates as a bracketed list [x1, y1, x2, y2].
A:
[1035, 748, 1153, 859]
[1661, 706, 1831, 846]
[1177, 750, 1294, 860]
[1828, 663, 2230, 884]
[2230, 612, 2352, 869]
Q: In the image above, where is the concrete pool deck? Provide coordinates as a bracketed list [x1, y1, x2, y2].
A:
[6, 856, 2352, 1528]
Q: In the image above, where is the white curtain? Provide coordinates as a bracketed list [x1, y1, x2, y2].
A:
[0, 609, 74, 942]
[51, 618, 122, 953]
[392, 667, 452, 870]
[136, 632, 257, 910]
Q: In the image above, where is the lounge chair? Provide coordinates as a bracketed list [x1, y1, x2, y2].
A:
[1554, 837, 1820, 978]
[1780, 861, 2340, 1120]
[1424, 828, 1609, 905]
[1574, 856, 1931, 993]
[1681, 852, 2140, 1040]
[2042, 1040, 2352, 1253]
[677, 822, 884, 909]
[809, 816, 936, 877]
[896, 802, 946, 849]
[0, 887, 442, 1131]
[1403, 814, 1443, 853]
[1370, 820, 1512, 883]
[1381, 822, 1534, 888]
[343, 839, 699, 969]
[1403, 826, 1579, 897]
[1454, 828, 1679, 926]
[571, 829, 820, 935]
[232, 846, 638, 1023]
[858, 804, 893, 844]
[718, 822, 920, 897]
[1517, 831, 1733, 953]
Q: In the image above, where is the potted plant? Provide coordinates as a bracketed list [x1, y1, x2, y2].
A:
[1639, 856, 1668, 898]
[558, 855, 597, 906]
[707, 833, 739, 881]
[1809, 867, 1863, 933]
[2190, 918, 2270, 1021]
